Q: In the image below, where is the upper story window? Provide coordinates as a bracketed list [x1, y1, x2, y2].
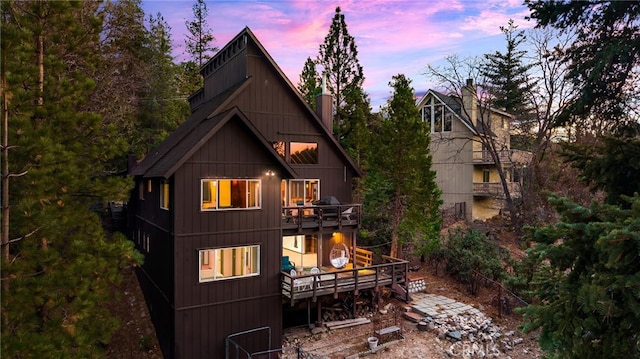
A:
[290, 142, 318, 164]
[201, 179, 261, 211]
[199, 245, 260, 282]
[422, 98, 452, 133]
[138, 180, 144, 200]
[160, 180, 169, 210]
[287, 179, 319, 205]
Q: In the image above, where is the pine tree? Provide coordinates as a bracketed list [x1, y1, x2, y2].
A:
[520, 194, 640, 358]
[317, 7, 367, 143]
[138, 13, 189, 154]
[297, 57, 321, 109]
[526, 0, 640, 126]
[1, 1, 141, 356]
[482, 19, 535, 114]
[364, 75, 442, 258]
[185, 0, 218, 67]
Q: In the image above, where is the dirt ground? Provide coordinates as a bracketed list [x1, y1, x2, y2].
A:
[282, 265, 542, 359]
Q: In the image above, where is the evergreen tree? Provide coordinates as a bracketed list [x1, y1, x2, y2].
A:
[317, 7, 368, 144]
[364, 75, 442, 258]
[1, 1, 141, 356]
[526, 0, 640, 126]
[185, 0, 218, 67]
[138, 13, 189, 154]
[482, 19, 535, 114]
[297, 57, 321, 109]
[520, 194, 640, 358]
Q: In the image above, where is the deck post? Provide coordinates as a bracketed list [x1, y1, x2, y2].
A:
[316, 300, 323, 328]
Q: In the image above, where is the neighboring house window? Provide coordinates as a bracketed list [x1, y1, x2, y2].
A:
[288, 179, 319, 205]
[160, 180, 169, 210]
[422, 97, 452, 133]
[199, 245, 260, 282]
[290, 142, 318, 164]
[201, 179, 261, 210]
[483, 169, 490, 183]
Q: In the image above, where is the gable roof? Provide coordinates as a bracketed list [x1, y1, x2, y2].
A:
[132, 103, 297, 179]
[416, 90, 478, 135]
[219, 27, 364, 178]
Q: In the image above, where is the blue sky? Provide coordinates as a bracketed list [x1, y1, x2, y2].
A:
[141, 0, 534, 110]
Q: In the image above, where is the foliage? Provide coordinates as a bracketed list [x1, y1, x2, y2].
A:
[562, 135, 640, 207]
[482, 19, 535, 114]
[184, 0, 218, 67]
[1, 1, 142, 356]
[316, 7, 368, 145]
[432, 227, 507, 295]
[525, 0, 640, 127]
[519, 194, 640, 358]
[364, 75, 441, 258]
[298, 57, 321, 110]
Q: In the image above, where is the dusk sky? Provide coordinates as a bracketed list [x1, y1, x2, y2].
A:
[141, 0, 534, 110]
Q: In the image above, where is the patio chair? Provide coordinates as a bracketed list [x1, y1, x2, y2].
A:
[310, 267, 321, 288]
[341, 207, 354, 221]
[290, 269, 307, 291]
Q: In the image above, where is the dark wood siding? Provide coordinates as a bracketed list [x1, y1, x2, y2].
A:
[227, 41, 356, 203]
[171, 118, 283, 358]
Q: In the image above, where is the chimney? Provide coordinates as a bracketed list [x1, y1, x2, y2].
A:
[462, 78, 478, 126]
[316, 75, 333, 133]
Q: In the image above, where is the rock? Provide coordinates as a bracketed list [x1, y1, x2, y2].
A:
[446, 330, 462, 341]
[512, 337, 524, 345]
[505, 330, 515, 337]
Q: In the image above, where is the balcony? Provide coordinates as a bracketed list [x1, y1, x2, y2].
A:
[472, 150, 511, 164]
[282, 253, 409, 306]
[281, 204, 361, 235]
[473, 182, 521, 198]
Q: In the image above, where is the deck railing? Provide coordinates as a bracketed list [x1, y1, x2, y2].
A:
[281, 204, 361, 233]
[281, 256, 409, 306]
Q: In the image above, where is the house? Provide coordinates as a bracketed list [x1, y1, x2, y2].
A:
[416, 80, 527, 221]
[128, 27, 408, 359]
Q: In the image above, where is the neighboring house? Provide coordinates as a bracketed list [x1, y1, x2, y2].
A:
[128, 27, 408, 359]
[416, 80, 527, 221]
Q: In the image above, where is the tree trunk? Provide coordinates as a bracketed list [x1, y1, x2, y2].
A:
[1, 47, 9, 262]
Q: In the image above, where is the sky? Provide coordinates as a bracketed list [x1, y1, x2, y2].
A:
[141, 0, 535, 110]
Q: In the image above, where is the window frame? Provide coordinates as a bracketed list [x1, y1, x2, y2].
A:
[160, 180, 169, 210]
[422, 97, 453, 133]
[199, 245, 260, 282]
[200, 178, 262, 211]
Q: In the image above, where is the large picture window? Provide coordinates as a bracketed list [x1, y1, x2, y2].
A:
[422, 97, 452, 133]
[290, 142, 318, 164]
[288, 179, 319, 205]
[201, 179, 261, 210]
[199, 245, 260, 282]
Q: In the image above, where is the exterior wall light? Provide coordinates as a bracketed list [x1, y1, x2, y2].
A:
[265, 170, 275, 177]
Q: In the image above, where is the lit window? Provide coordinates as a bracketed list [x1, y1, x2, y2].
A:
[290, 142, 318, 164]
[288, 179, 319, 205]
[147, 180, 152, 192]
[160, 180, 169, 210]
[199, 245, 260, 282]
[201, 179, 261, 211]
[273, 141, 285, 158]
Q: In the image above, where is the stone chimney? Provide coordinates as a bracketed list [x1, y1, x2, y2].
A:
[462, 78, 478, 126]
[316, 75, 333, 133]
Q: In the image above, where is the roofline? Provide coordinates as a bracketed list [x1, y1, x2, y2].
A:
[237, 27, 364, 178]
[417, 89, 478, 135]
[163, 107, 298, 179]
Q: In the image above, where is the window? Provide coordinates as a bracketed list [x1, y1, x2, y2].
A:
[138, 180, 144, 200]
[160, 180, 169, 210]
[422, 97, 453, 133]
[290, 142, 318, 164]
[201, 179, 261, 210]
[147, 180, 152, 192]
[199, 245, 260, 282]
[483, 169, 490, 183]
[288, 179, 319, 205]
[273, 141, 285, 158]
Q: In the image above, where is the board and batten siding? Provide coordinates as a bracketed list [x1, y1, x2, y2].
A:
[171, 118, 283, 358]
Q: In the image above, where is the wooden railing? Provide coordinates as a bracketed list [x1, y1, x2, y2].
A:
[281, 256, 409, 305]
[281, 204, 361, 233]
[472, 182, 521, 198]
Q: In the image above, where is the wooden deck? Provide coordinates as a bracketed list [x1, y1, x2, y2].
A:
[282, 257, 409, 305]
[281, 204, 361, 234]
